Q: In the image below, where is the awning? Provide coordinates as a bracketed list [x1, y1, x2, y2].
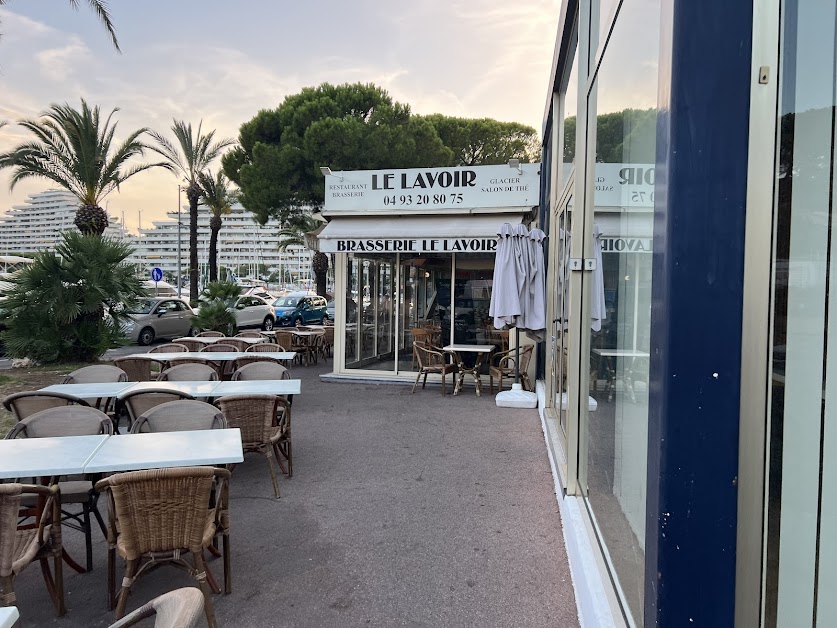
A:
[318, 214, 524, 254]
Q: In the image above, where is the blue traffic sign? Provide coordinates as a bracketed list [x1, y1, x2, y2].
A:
[150, 267, 163, 282]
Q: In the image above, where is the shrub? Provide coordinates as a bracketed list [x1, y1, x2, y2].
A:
[1, 232, 146, 363]
[193, 281, 240, 334]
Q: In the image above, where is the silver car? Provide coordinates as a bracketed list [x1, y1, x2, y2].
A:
[122, 297, 197, 346]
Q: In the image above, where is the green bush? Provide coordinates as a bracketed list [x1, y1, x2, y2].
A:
[1, 232, 146, 363]
[193, 281, 240, 334]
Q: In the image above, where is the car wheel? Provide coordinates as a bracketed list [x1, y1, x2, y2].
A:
[322, 314, 329, 324]
[294, 317, 303, 327]
[262, 316, 274, 331]
[188, 326, 200, 337]
[138, 327, 155, 346]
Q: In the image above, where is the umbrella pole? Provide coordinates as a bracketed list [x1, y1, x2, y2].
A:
[514, 327, 521, 385]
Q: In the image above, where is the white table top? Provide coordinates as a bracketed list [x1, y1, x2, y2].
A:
[83, 428, 244, 473]
[176, 336, 265, 345]
[120, 380, 221, 397]
[128, 352, 296, 362]
[213, 379, 301, 396]
[443, 344, 495, 354]
[0, 434, 109, 479]
[41, 382, 136, 397]
[0, 607, 19, 628]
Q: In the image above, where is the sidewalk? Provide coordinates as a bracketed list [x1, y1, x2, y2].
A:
[13, 362, 579, 627]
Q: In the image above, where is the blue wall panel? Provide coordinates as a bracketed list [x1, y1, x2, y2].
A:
[645, 0, 753, 625]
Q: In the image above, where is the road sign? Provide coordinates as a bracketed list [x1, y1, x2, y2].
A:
[150, 267, 163, 282]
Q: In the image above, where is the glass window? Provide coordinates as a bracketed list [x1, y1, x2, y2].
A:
[346, 254, 396, 371]
[581, 0, 660, 624]
[398, 253, 452, 372]
[765, 1, 837, 624]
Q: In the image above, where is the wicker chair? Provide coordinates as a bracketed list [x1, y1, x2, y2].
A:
[5, 406, 113, 572]
[489, 345, 534, 393]
[273, 330, 298, 350]
[235, 343, 290, 368]
[217, 338, 252, 352]
[2, 391, 90, 422]
[197, 331, 224, 337]
[231, 361, 290, 382]
[148, 343, 188, 354]
[215, 395, 289, 497]
[0, 483, 65, 616]
[174, 338, 206, 352]
[294, 335, 319, 367]
[120, 389, 196, 431]
[95, 467, 231, 624]
[130, 400, 227, 433]
[412, 343, 457, 395]
[235, 330, 264, 338]
[62, 364, 128, 413]
[113, 358, 153, 382]
[158, 363, 219, 382]
[200, 343, 239, 353]
[107, 587, 205, 628]
[321, 326, 335, 358]
[410, 328, 434, 368]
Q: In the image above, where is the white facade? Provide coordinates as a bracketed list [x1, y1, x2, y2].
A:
[0, 190, 129, 253]
[127, 203, 312, 284]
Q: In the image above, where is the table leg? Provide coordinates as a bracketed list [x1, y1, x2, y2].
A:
[472, 353, 486, 396]
[453, 357, 465, 395]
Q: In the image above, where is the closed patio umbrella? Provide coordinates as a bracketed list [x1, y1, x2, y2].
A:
[489, 223, 543, 408]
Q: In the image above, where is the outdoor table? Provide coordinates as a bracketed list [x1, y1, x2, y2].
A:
[213, 379, 301, 396]
[174, 336, 265, 345]
[0, 434, 109, 479]
[82, 428, 244, 473]
[0, 607, 19, 628]
[114, 380, 222, 398]
[40, 382, 136, 398]
[591, 348, 649, 402]
[442, 344, 495, 396]
[126, 351, 297, 363]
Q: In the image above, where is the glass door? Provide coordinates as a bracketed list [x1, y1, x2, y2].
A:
[345, 254, 396, 371]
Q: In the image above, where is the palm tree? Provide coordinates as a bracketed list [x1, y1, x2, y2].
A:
[0, 0, 120, 51]
[150, 121, 234, 304]
[0, 99, 163, 235]
[198, 170, 237, 282]
[277, 212, 329, 296]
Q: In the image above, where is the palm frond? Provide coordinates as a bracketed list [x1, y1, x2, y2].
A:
[150, 119, 234, 184]
[68, 0, 121, 52]
[198, 170, 237, 218]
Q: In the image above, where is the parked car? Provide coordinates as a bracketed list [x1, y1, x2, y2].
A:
[233, 295, 276, 330]
[122, 297, 197, 346]
[273, 292, 328, 326]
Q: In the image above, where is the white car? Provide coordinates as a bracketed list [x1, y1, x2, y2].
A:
[233, 295, 276, 330]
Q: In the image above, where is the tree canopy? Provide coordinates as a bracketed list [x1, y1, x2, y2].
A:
[562, 108, 657, 163]
[420, 114, 540, 166]
[223, 82, 453, 224]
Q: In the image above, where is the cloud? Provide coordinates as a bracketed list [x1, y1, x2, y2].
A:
[35, 38, 91, 81]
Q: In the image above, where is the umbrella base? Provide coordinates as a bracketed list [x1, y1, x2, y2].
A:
[495, 383, 537, 409]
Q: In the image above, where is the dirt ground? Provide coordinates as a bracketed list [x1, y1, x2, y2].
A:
[0, 362, 107, 435]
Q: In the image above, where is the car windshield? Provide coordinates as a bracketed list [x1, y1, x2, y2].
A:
[273, 297, 300, 307]
[127, 299, 157, 314]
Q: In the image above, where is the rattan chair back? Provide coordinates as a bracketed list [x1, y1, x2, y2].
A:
[158, 363, 219, 382]
[113, 358, 153, 382]
[174, 338, 205, 352]
[231, 362, 289, 381]
[121, 390, 196, 425]
[235, 331, 264, 338]
[214, 394, 280, 449]
[62, 365, 127, 384]
[246, 342, 287, 353]
[273, 330, 298, 348]
[2, 391, 90, 422]
[106, 587, 205, 628]
[218, 338, 251, 352]
[6, 405, 113, 438]
[148, 343, 187, 354]
[197, 331, 224, 337]
[200, 343, 239, 353]
[131, 400, 227, 433]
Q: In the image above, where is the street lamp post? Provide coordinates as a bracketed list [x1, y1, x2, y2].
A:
[177, 186, 182, 298]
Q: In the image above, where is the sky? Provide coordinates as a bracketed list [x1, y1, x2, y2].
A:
[0, 0, 561, 233]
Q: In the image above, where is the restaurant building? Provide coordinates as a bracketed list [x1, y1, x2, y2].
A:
[317, 163, 540, 379]
[539, 0, 837, 627]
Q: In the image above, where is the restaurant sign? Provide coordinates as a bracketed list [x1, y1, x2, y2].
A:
[318, 237, 498, 253]
[323, 163, 540, 213]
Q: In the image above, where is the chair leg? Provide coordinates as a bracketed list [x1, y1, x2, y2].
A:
[0, 574, 15, 609]
[92, 499, 108, 538]
[107, 547, 116, 610]
[193, 552, 219, 628]
[222, 533, 232, 595]
[83, 503, 93, 572]
[489, 375, 494, 394]
[422, 372, 428, 389]
[53, 548, 65, 616]
[441, 372, 446, 396]
[412, 370, 422, 393]
[114, 558, 138, 619]
[265, 450, 281, 499]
